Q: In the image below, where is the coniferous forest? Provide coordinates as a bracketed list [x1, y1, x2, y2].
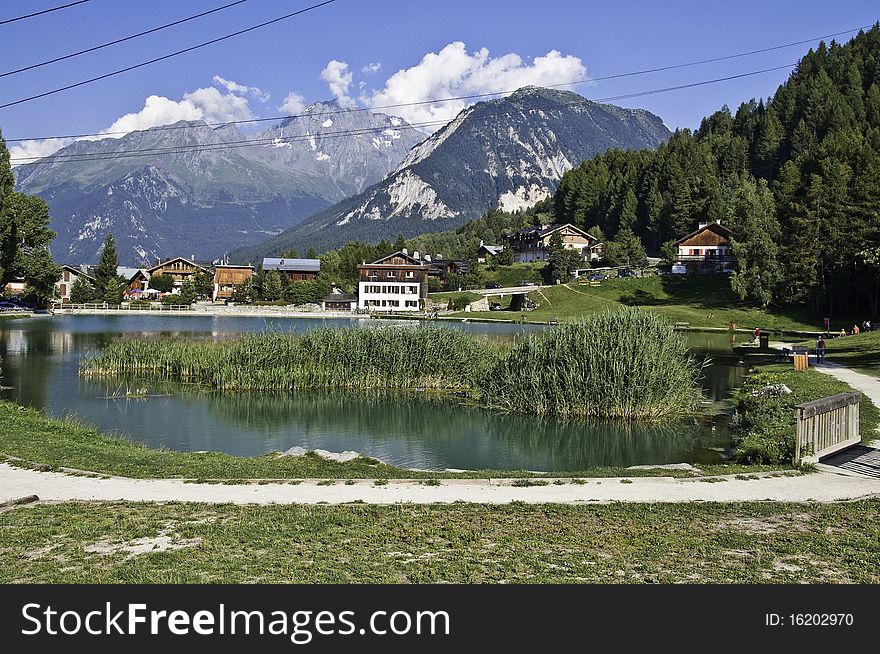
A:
[553, 26, 880, 317]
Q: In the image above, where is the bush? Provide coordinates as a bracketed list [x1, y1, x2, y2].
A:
[448, 294, 474, 311]
[730, 370, 800, 464]
[478, 308, 704, 419]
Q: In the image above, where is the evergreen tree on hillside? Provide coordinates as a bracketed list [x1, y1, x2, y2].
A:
[728, 179, 782, 307]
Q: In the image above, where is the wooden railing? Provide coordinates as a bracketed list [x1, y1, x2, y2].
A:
[794, 392, 862, 465]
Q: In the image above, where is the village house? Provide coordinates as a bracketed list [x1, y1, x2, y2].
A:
[117, 267, 150, 297]
[505, 223, 603, 263]
[261, 257, 320, 281]
[322, 285, 358, 312]
[357, 250, 429, 312]
[147, 257, 208, 287]
[476, 243, 503, 263]
[212, 264, 254, 302]
[54, 265, 94, 303]
[673, 220, 735, 273]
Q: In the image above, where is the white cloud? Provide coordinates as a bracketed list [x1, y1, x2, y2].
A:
[363, 42, 588, 130]
[320, 60, 356, 108]
[362, 62, 381, 74]
[212, 75, 270, 102]
[9, 83, 255, 164]
[278, 90, 307, 116]
[9, 138, 75, 166]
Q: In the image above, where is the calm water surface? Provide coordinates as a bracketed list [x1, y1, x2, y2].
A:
[2, 315, 746, 471]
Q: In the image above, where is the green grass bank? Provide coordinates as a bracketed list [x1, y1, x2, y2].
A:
[2, 500, 878, 583]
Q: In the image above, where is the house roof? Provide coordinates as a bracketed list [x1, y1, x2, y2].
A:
[477, 244, 503, 256]
[673, 222, 732, 246]
[262, 257, 321, 272]
[117, 267, 148, 281]
[147, 257, 205, 273]
[59, 264, 95, 281]
[506, 223, 595, 242]
[364, 251, 428, 267]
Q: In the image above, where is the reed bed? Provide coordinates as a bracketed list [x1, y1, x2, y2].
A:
[81, 327, 499, 391]
[82, 312, 703, 420]
[478, 309, 704, 420]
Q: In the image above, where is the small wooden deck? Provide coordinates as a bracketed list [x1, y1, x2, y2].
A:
[820, 445, 880, 478]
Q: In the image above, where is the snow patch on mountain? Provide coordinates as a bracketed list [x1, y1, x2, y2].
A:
[322, 119, 333, 127]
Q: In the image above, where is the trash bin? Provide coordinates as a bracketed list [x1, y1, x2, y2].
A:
[759, 333, 769, 349]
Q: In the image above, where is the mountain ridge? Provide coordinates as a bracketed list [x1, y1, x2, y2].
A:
[232, 86, 671, 261]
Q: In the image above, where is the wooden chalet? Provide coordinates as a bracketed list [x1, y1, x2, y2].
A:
[117, 267, 149, 295]
[261, 257, 320, 282]
[673, 221, 734, 273]
[213, 264, 254, 301]
[147, 257, 208, 285]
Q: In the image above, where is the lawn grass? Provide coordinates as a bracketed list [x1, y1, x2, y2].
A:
[2, 500, 878, 583]
[800, 331, 880, 380]
[0, 400, 781, 480]
[455, 276, 832, 332]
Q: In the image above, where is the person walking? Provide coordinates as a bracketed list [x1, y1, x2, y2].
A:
[853, 323, 860, 335]
[753, 326, 761, 345]
[816, 336, 826, 364]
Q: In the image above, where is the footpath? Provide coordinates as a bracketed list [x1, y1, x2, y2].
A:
[1, 463, 877, 506]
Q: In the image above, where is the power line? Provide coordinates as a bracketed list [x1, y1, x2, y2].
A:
[0, 0, 250, 79]
[0, 0, 91, 26]
[0, 0, 337, 110]
[6, 22, 873, 143]
[10, 62, 796, 165]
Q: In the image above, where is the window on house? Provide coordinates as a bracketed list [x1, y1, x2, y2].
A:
[405, 300, 418, 308]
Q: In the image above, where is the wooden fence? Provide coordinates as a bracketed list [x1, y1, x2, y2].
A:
[794, 391, 862, 465]
[58, 303, 193, 312]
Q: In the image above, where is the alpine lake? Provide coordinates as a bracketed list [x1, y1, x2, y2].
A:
[1, 314, 747, 472]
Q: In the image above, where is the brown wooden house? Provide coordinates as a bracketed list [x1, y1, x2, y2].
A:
[147, 257, 208, 285]
[357, 251, 429, 312]
[212, 265, 254, 301]
[673, 221, 734, 273]
[261, 257, 320, 281]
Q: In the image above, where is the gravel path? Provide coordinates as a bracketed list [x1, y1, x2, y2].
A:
[1, 463, 877, 505]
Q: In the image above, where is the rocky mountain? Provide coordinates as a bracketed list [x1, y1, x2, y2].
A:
[233, 87, 671, 260]
[14, 102, 422, 265]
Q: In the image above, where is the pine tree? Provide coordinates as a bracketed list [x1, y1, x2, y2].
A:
[90, 233, 127, 304]
[728, 179, 782, 307]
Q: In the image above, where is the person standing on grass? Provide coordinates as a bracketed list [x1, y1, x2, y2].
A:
[853, 324, 860, 335]
[754, 326, 761, 344]
[840, 327, 847, 337]
[816, 336, 826, 364]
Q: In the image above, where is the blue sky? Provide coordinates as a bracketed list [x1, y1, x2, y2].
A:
[2, 0, 878, 161]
